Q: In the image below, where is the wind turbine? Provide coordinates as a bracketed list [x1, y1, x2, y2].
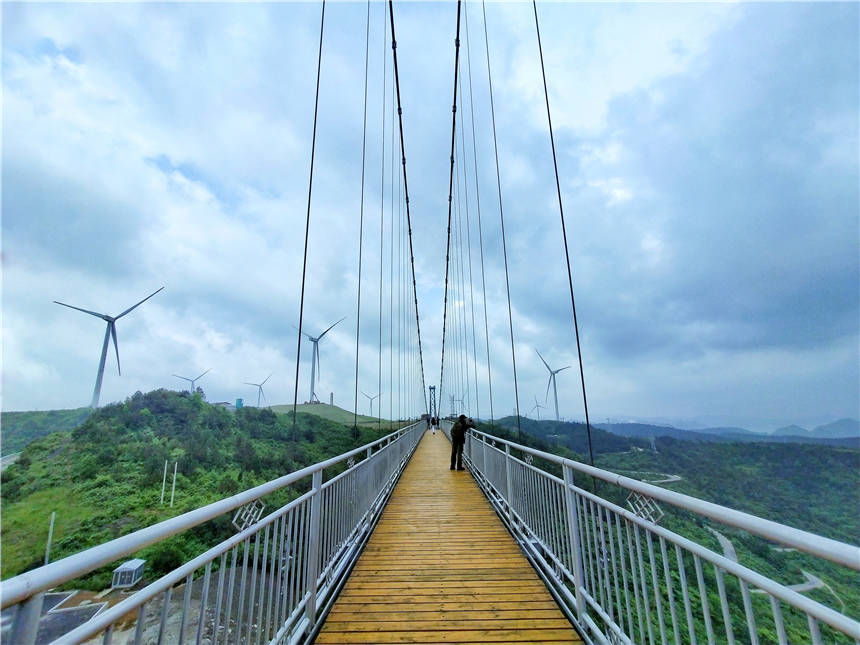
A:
[54, 287, 164, 408]
[295, 317, 345, 403]
[536, 348, 571, 421]
[245, 374, 273, 407]
[530, 396, 545, 421]
[173, 368, 212, 394]
[361, 391, 381, 417]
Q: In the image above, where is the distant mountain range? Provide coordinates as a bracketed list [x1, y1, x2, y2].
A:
[595, 418, 859, 447]
[773, 418, 860, 439]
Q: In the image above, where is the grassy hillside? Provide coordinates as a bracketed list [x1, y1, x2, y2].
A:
[1, 389, 394, 586]
[269, 402, 403, 428]
[1, 408, 92, 456]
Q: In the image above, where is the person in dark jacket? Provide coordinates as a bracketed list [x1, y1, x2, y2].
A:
[450, 414, 474, 470]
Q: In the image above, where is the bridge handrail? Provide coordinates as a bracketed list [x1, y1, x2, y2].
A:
[1, 422, 418, 609]
[457, 424, 860, 645]
[468, 427, 860, 570]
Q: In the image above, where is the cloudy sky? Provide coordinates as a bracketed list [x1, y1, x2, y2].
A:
[2, 1, 858, 432]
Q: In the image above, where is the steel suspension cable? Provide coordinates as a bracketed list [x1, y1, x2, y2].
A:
[481, 0, 522, 438]
[438, 0, 463, 415]
[458, 67, 481, 420]
[292, 0, 327, 436]
[455, 161, 471, 413]
[378, 1, 387, 432]
[532, 0, 594, 466]
[389, 69, 395, 426]
[388, 0, 429, 416]
[352, 0, 372, 431]
[463, 1, 494, 424]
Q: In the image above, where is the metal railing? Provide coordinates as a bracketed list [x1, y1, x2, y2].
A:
[450, 424, 860, 645]
[1, 422, 425, 645]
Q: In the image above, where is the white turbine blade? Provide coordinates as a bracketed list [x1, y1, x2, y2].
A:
[291, 323, 314, 340]
[244, 382, 260, 387]
[556, 366, 572, 374]
[535, 348, 552, 372]
[54, 301, 108, 320]
[110, 322, 121, 376]
[116, 286, 164, 319]
[261, 372, 273, 386]
[195, 368, 212, 381]
[260, 387, 266, 403]
[173, 375, 192, 383]
[545, 374, 553, 402]
[317, 316, 346, 340]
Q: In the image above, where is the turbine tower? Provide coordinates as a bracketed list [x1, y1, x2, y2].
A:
[536, 348, 571, 421]
[54, 287, 164, 408]
[173, 368, 212, 394]
[361, 391, 381, 417]
[296, 317, 345, 403]
[530, 395, 545, 421]
[245, 374, 273, 407]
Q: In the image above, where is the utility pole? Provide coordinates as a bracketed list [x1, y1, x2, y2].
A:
[44, 511, 56, 565]
[170, 461, 178, 507]
[160, 459, 168, 504]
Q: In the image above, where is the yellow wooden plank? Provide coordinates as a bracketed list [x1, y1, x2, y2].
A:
[315, 629, 579, 643]
[317, 431, 582, 644]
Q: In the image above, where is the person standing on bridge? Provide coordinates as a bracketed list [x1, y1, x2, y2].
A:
[450, 414, 474, 470]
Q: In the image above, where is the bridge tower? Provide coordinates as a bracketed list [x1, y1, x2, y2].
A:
[428, 386, 437, 420]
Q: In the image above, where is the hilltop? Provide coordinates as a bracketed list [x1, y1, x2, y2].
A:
[269, 402, 394, 428]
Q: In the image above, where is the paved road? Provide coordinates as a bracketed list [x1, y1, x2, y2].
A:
[1, 453, 21, 472]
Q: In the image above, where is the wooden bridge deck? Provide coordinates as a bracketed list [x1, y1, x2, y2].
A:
[316, 430, 582, 644]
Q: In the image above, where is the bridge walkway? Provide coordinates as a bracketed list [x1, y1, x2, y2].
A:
[316, 430, 582, 644]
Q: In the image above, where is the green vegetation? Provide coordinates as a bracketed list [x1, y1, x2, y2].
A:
[1, 389, 399, 587]
[1, 407, 91, 456]
[597, 437, 860, 544]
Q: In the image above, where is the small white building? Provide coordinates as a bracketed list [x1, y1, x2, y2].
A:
[112, 559, 145, 589]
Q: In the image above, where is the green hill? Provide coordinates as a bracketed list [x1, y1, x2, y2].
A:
[1, 389, 394, 585]
[269, 402, 403, 428]
[1, 407, 92, 456]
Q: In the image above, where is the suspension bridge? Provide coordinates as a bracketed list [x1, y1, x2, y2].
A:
[2, 1, 859, 644]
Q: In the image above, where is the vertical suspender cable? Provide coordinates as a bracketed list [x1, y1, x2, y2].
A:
[438, 0, 463, 415]
[389, 76, 395, 426]
[458, 68, 481, 420]
[481, 0, 522, 438]
[292, 0, 327, 438]
[352, 0, 372, 432]
[388, 0, 429, 416]
[463, 2, 494, 425]
[532, 0, 595, 467]
[378, 1, 387, 432]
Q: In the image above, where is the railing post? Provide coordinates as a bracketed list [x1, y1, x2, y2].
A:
[563, 464, 587, 624]
[305, 469, 323, 631]
[10, 592, 43, 645]
[505, 444, 513, 521]
[481, 434, 487, 475]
